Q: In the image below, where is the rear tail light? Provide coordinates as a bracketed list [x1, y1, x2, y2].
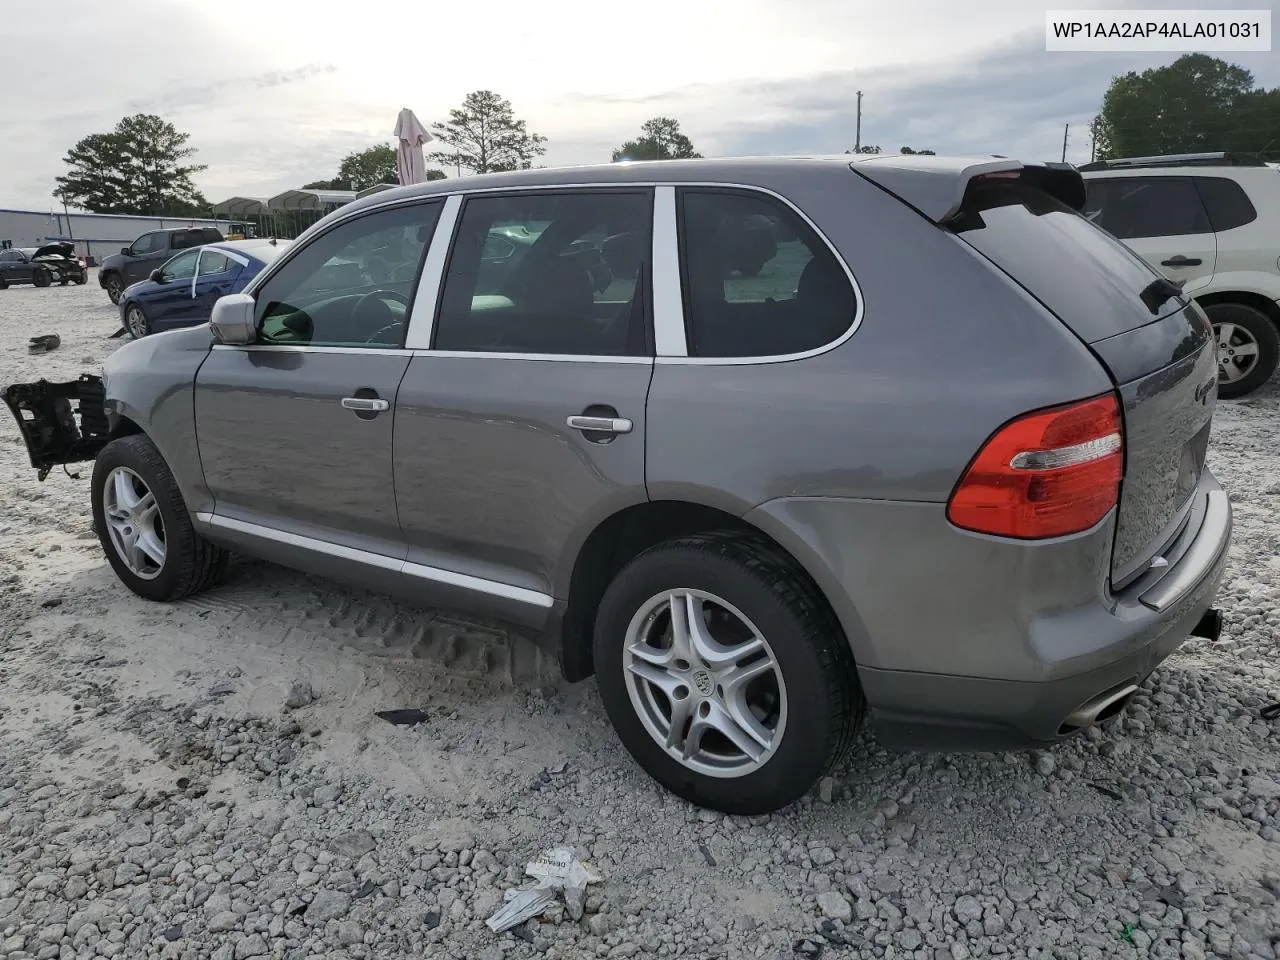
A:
[947, 393, 1124, 539]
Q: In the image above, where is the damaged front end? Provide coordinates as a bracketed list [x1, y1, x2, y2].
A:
[3, 375, 110, 481]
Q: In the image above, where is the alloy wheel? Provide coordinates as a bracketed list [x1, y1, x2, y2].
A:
[1215, 320, 1260, 384]
[622, 589, 787, 778]
[126, 306, 148, 338]
[102, 466, 166, 580]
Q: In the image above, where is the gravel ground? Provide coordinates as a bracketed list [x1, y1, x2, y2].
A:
[1, 274, 1279, 960]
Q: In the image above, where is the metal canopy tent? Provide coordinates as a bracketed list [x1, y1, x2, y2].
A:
[210, 197, 270, 239]
[265, 189, 357, 237]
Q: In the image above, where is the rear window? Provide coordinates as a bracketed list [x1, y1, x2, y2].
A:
[951, 181, 1183, 343]
[1194, 177, 1257, 232]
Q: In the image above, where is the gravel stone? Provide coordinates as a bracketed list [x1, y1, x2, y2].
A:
[817, 891, 853, 922]
[0, 282, 1277, 959]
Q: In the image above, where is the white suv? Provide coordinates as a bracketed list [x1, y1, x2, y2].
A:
[1080, 152, 1280, 398]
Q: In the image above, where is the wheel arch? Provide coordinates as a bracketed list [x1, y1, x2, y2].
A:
[1195, 289, 1280, 327]
[556, 497, 869, 682]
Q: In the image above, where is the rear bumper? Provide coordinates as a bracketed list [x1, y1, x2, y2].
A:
[862, 482, 1232, 750]
[746, 468, 1232, 751]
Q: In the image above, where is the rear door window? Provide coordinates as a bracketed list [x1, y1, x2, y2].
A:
[1082, 177, 1211, 240]
[953, 180, 1185, 343]
[676, 188, 857, 358]
[434, 190, 653, 357]
[197, 250, 236, 276]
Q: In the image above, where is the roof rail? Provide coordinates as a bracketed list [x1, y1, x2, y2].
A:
[1077, 151, 1269, 172]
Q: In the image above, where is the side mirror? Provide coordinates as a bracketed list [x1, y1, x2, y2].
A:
[210, 293, 256, 345]
[149, 269, 165, 283]
[121, 247, 132, 257]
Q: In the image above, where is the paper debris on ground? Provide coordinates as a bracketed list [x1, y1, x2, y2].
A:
[485, 846, 604, 933]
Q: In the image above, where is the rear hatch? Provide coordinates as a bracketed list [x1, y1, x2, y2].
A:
[852, 157, 1217, 587]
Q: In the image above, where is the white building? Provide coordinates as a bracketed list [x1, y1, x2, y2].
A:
[0, 208, 236, 265]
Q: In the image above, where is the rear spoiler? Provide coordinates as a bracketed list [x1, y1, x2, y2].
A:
[849, 155, 1086, 224]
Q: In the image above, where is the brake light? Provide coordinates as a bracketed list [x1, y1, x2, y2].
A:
[947, 393, 1123, 539]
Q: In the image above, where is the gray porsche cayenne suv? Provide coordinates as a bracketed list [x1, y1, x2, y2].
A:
[4, 154, 1231, 814]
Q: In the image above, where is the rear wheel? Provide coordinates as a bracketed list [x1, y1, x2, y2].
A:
[91, 435, 228, 602]
[125, 304, 150, 339]
[1207, 302, 1280, 399]
[33, 269, 51, 288]
[104, 274, 123, 304]
[593, 532, 863, 814]
[0, 278, 7, 290]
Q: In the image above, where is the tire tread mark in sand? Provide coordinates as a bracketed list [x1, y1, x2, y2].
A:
[176, 576, 555, 685]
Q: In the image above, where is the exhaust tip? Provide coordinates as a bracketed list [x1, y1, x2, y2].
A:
[1192, 608, 1223, 642]
[1059, 683, 1139, 734]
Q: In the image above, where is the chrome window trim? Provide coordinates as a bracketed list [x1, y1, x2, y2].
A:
[651, 186, 687, 356]
[210, 343, 649, 363]
[403, 194, 462, 350]
[211, 344, 413, 357]
[235, 179, 864, 366]
[196, 512, 554, 609]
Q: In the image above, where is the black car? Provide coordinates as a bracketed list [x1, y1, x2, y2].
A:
[0, 243, 86, 288]
[98, 227, 224, 304]
[28, 242, 87, 285]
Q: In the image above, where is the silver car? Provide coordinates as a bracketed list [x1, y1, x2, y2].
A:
[4, 155, 1232, 814]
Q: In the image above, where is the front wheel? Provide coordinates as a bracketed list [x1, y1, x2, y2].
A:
[1207, 302, 1280, 399]
[91, 435, 228, 602]
[593, 532, 863, 815]
[104, 274, 123, 304]
[33, 269, 51, 288]
[125, 304, 149, 339]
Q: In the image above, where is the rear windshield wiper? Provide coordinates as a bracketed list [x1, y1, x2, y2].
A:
[1139, 276, 1186, 316]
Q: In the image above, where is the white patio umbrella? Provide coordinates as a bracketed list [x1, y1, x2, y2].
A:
[393, 107, 433, 186]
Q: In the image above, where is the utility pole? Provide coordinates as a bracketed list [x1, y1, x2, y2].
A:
[855, 91, 863, 153]
[1061, 123, 1069, 162]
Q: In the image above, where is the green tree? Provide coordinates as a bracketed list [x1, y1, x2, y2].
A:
[900, 146, 936, 155]
[846, 145, 883, 154]
[427, 90, 547, 174]
[55, 114, 207, 216]
[339, 144, 397, 190]
[611, 117, 702, 161]
[1095, 53, 1280, 160]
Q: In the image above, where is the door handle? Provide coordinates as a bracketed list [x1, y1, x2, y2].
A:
[1161, 256, 1202, 267]
[566, 415, 632, 434]
[341, 397, 390, 412]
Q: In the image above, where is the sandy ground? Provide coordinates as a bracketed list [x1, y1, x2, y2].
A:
[1, 273, 1279, 960]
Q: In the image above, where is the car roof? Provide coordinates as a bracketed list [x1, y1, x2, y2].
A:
[332, 153, 1083, 224]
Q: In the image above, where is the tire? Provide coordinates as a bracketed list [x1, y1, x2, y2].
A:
[0, 278, 7, 290]
[104, 274, 123, 304]
[76, 274, 88, 285]
[91, 435, 227, 602]
[33, 269, 51, 288]
[125, 304, 150, 339]
[1206, 302, 1280, 400]
[593, 531, 863, 814]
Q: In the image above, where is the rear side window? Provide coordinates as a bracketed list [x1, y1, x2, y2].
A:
[1081, 177, 1210, 239]
[434, 190, 653, 357]
[676, 189, 856, 358]
[171, 231, 200, 249]
[1194, 177, 1257, 232]
[953, 181, 1180, 343]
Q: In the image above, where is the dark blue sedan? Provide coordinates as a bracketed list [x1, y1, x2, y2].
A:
[119, 238, 293, 339]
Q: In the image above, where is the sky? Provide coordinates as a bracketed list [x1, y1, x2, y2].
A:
[1, 0, 1277, 210]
